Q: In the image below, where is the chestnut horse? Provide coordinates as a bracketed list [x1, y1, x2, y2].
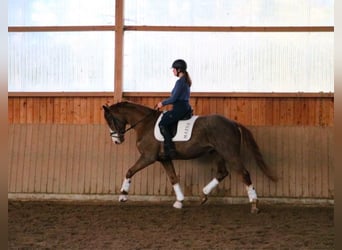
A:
[103, 101, 277, 213]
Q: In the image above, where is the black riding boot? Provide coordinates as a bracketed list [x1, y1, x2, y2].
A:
[159, 125, 177, 160]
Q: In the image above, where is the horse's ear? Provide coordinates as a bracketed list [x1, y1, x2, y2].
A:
[102, 105, 110, 112]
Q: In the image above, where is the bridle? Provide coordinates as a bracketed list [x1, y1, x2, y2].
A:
[109, 110, 157, 139]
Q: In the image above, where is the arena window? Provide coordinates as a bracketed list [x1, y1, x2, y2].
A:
[8, 0, 334, 94]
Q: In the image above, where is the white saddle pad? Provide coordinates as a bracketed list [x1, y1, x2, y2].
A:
[154, 113, 198, 142]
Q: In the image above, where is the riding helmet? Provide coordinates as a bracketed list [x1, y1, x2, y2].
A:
[171, 59, 187, 72]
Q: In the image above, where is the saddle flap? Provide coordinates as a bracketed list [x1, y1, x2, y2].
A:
[154, 113, 198, 142]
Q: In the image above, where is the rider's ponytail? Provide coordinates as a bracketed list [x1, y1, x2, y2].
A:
[184, 71, 192, 87]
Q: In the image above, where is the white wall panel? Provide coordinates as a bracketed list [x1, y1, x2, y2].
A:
[8, 0, 115, 26]
[124, 32, 333, 92]
[8, 32, 115, 92]
[125, 0, 334, 26]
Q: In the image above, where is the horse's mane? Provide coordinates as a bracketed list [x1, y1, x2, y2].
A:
[111, 101, 155, 114]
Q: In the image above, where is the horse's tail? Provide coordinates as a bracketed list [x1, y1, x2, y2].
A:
[237, 123, 278, 182]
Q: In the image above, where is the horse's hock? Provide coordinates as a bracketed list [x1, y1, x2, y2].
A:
[8, 124, 334, 204]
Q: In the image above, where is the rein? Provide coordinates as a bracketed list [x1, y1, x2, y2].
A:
[111, 110, 157, 137]
[124, 110, 156, 133]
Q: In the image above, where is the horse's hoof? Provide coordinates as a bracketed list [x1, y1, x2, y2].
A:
[119, 194, 128, 202]
[173, 200, 183, 209]
[251, 207, 260, 214]
[200, 194, 208, 205]
[250, 199, 260, 214]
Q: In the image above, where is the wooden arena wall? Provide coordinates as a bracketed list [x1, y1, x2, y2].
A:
[8, 94, 334, 202]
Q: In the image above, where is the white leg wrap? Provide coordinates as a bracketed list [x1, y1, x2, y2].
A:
[118, 194, 128, 202]
[246, 185, 258, 202]
[173, 200, 183, 209]
[203, 178, 219, 195]
[120, 178, 131, 193]
[173, 183, 184, 201]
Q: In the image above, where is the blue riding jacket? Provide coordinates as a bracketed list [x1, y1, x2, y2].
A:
[159, 76, 191, 128]
[162, 76, 190, 107]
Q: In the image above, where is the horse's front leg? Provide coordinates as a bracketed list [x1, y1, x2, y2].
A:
[161, 160, 184, 209]
[119, 155, 155, 202]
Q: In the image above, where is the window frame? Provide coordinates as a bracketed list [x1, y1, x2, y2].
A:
[8, 0, 334, 100]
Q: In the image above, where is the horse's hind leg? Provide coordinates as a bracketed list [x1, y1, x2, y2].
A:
[201, 153, 229, 205]
[231, 157, 259, 213]
[241, 168, 259, 213]
[161, 161, 184, 209]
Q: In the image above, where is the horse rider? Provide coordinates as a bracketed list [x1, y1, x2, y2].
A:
[156, 59, 193, 160]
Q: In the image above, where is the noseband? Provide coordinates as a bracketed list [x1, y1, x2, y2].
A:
[110, 130, 123, 139]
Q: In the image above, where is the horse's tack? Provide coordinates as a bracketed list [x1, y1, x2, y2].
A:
[154, 113, 199, 142]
